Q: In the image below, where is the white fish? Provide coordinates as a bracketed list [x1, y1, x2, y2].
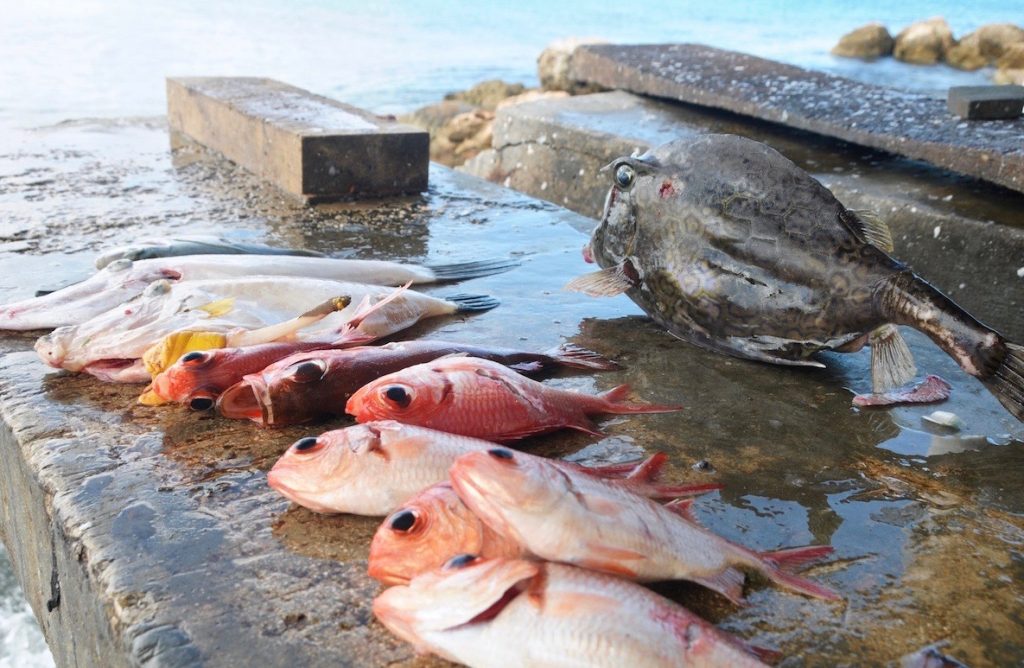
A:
[0, 254, 515, 330]
[373, 556, 775, 667]
[35, 277, 496, 382]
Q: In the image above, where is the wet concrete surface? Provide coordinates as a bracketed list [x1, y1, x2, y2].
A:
[568, 44, 1024, 194]
[0, 118, 1022, 667]
[465, 91, 1024, 342]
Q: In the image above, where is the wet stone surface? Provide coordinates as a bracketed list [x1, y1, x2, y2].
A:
[0, 118, 1023, 667]
[568, 44, 1024, 194]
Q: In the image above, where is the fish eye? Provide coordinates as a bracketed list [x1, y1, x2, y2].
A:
[181, 351, 209, 366]
[292, 436, 323, 454]
[487, 448, 515, 462]
[188, 394, 215, 411]
[382, 385, 412, 408]
[289, 359, 327, 384]
[388, 509, 419, 533]
[443, 554, 479, 570]
[614, 163, 636, 189]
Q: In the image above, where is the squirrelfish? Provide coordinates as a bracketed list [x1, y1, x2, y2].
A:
[373, 556, 775, 667]
[569, 134, 1024, 420]
[368, 451, 721, 585]
[346, 355, 682, 441]
[450, 448, 838, 604]
[215, 340, 618, 426]
[1, 253, 514, 330]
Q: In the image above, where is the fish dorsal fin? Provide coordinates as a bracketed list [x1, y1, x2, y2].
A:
[564, 259, 639, 297]
[841, 209, 894, 253]
[195, 297, 235, 317]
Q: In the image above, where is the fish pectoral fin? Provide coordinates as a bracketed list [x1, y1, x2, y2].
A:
[841, 209, 895, 253]
[693, 567, 747, 605]
[194, 297, 235, 317]
[869, 324, 917, 393]
[564, 264, 634, 297]
[137, 386, 168, 406]
[576, 492, 625, 517]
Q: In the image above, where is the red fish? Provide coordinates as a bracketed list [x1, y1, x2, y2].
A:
[217, 341, 618, 426]
[345, 356, 682, 442]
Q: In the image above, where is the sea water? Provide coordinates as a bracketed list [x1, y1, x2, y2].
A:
[0, 0, 1017, 664]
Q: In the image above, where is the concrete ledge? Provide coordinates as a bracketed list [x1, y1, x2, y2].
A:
[167, 77, 429, 202]
[462, 91, 1024, 340]
[568, 44, 1024, 193]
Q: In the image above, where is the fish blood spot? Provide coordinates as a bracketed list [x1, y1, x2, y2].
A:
[293, 437, 320, 452]
[389, 510, 418, 532]
[383, 386, 411, 408]
[659, 180, 676, 199]
[488, 448, 515, 461]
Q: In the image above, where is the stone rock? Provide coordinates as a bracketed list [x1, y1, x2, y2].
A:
[496, 90, 570, 110]
[537, 37, 609, 94]
[893, 17, 955, 65]
[398, 100, 476, 137]
[994, 68, 1024, 85]
[445, 80, 525, 111]
[998, 43, 1024, 69]
[947, 23, 1024, 70]
[431, 109, 495, 166]
[831, 23, 895, 59]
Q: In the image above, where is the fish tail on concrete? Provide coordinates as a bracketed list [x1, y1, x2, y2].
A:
[425, 258, 520, 282]
[878, 271, 1024, 422]
[755, 545, 840, 601]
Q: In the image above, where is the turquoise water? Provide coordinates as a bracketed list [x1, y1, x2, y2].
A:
[0, 1, 1019, 664]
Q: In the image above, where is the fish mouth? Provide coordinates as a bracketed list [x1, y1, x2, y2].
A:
[582, 242, 594, 264]
[84, 359, 150, 383]
[217, 380, 267, 423]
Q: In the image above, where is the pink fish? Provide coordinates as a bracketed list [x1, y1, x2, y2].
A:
[450, 448, 838, 604]
[346, 355, 682, 442]
[373, 556, 777, 667]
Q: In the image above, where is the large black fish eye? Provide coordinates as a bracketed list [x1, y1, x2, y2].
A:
[614, 163, 636, 189]
[181, 351, 209, 366]
[487, 448, 515, 462]
[443, 554, 478, 570]
[188, 395, 215, 411]
[289, 359, 326, 384]
[389, 509, 418, 532]
[383, 385, 412, 408]
[293, 436, 321, 453]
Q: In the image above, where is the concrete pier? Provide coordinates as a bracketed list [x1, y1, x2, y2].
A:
[1, 110, 1023, 665]
[568, 44, 1024, 193]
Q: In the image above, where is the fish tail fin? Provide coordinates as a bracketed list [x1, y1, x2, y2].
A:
[980, 341, 1024, 422]
[574, 453, 664, 479]
[425, 258, 519, 282]
[869, 324, 917, 392]
[442, 293, 501, 313]
[544, 343, 621, 371]
[596, 384, 684, 414]
[879, 272, 1023, 419]
[755, 546, 840, 601]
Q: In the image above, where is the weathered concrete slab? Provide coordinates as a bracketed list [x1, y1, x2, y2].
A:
[463, 91, 1024, 341]
[1, 118, 1023, 667]
[948, 85, 1024, 120]
[167, 77, 428, 202]
[568, 44, 1024, 194]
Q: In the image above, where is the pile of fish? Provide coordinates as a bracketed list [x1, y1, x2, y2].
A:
[7, 127, 1015, 665]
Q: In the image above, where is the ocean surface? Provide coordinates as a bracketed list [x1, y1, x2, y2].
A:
[0, 1, 1018, 664]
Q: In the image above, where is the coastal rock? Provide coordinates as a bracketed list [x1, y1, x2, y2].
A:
[831, 23, 895, 59]
[496, 90, 570, 110]
[893, 17, 955, 65]
[995, 44, 1024, 85]
[431, 109, 495, 166]
[537, 37, 608, 94]
[946, 23, 1024, 70]
[445, 80, 525, 111]
[398, 100, 476, 136]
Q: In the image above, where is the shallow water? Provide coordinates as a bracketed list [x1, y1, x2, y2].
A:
[1, 1, 1022, 664]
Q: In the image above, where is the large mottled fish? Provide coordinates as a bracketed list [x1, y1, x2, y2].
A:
[368, 452, 721, 586]
[345, 355, 682, 441]
[212, 340, 618, 424]
[0, 253, 515, 330]
[450, 448, 837, 604]
[35, 278, 496, 383]
[568, 134, 1024, 421]
[93, 235, 326, 269]
[373, 556, 776, 667]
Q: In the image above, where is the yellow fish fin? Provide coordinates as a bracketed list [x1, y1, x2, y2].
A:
[195, 297, 236, 317]
[142, 330, 229, 377]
